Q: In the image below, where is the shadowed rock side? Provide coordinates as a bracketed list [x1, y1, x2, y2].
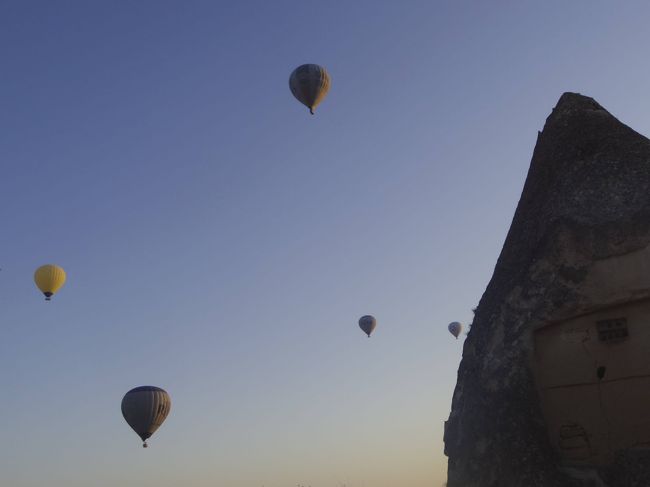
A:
[444, 93, 650, 487]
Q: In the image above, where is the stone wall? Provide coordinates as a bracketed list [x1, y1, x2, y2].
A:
[444, 93, 650, 487]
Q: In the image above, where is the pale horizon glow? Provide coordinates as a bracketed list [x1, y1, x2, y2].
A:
[2, 2, 650, 486]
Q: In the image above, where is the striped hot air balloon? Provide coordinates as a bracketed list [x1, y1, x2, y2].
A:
[34, 264, 66, 301]
[289, 64, 331, 114]
[121, 386, 171, 448]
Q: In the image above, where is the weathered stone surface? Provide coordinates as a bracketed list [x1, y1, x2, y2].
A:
[444, 93, 650, 486]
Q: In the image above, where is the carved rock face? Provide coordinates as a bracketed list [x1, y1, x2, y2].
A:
[444, 93, 650, 487]
[534, 297, 650, 467]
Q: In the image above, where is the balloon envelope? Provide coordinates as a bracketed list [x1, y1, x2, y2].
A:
[359, 315, 377, 337]
[289, 64, 331, 114]
[34, 264, 66, 300]
[121, 386, 171, 447]
[448, 321, 463, 339]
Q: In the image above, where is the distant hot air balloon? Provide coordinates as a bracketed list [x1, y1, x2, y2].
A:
[34, 264, 66, 301]
[289, 64, 331, 114]
[359, 315, 377, 337]
[121, 386, 171, 448]
[448, 321, 463, 339]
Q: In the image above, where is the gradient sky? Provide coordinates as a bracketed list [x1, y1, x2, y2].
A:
[2, 2, 650, 486]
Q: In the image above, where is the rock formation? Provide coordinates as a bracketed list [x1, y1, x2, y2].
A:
[444, 93, 650, 487]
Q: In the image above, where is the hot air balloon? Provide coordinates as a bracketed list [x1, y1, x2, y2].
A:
[121, 386, 171, 448]
[289, 64, 331, 114]
[448, 322, 463, 339]
[34, 264, 66, 301]
[359, 315, 376, 337]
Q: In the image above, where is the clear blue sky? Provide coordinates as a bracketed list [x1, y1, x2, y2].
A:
[2, 1, 650, 486]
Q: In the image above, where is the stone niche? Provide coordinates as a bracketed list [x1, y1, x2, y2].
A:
[533, 245, 650, 468]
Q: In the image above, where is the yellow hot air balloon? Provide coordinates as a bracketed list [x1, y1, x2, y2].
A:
[34, 264, 66, 301]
